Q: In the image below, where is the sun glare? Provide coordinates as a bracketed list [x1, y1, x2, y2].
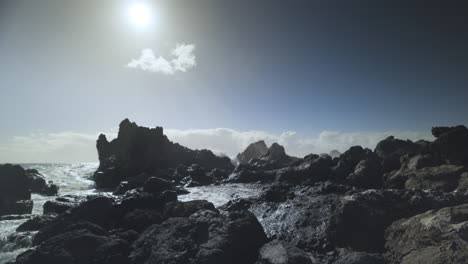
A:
[128, 3, 152, 26]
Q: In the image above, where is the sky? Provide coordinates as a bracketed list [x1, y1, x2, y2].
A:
[0, 0, 467, 163]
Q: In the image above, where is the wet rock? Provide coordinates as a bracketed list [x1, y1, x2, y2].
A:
[43, 200, 74, 214]
[129, 209, 267, 264]
[255, 239, 313, 264]
[17, 215, 56, 232]
[94, 119, 233, 188]
[163, 200, 217, 218]
[385, 203, 468, 264]
[25, 169, 58, 196]
[142, 176, 174, 193]
[237, 140, 269, 165]
[0, 164, 32, 216]
[17, 228, 129, 264]
[33, 220, 108, 245]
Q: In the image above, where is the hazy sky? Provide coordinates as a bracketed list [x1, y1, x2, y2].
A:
[1, 0, 467, 162]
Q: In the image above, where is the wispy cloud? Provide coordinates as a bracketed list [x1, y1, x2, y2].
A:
[0, 128, 433, 163]
[126, 43, 196, 74]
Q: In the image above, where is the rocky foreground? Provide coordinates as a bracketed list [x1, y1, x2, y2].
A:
[2, 120, 468, 264]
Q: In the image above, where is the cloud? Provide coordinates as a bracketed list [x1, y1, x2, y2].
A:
[126, 43, 196, 74]
[0, 128, 433, 163]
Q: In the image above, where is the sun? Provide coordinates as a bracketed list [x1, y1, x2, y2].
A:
[128, 3, 152, 26]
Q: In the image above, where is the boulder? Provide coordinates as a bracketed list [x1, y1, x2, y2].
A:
[332, 189, 468, 252]
[25, 169, 58, 196]
[431, 125, 468, 165]
[374, 136, 421, 172]
[128, 209, 267, 264]
[94, 119, 233, 189]
[17, 215, 56, 232]
[142, 176, 174, 194]
[0, 164, 32, 216]
[16, 228, 129, 264]
[385, 203, 468, 264]
[237, 140, 269, 165]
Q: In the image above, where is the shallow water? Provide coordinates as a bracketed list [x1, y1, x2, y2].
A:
[0, 163, 262, 264]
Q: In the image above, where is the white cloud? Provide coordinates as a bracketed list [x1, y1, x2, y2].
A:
[126, 43, 196, 74]
[0, 128, 433, 163]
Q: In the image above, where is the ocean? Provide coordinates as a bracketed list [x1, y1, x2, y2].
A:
[0, 163, 261, 264]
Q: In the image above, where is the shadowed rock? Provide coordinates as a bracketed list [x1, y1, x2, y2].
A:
[94, 119, 233, 188]
[237, 140, 269, 165]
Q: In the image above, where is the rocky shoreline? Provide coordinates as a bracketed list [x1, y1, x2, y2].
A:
[1, 119, 468, 263]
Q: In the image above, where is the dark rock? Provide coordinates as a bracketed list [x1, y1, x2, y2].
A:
[119, 209, 163, 232]
[25, 169, 58, 196]
[128, 209, 267, 264]
[374, 136, 421, 173]
[17, 215, 56, 232]
[109, 229, 140, 244]
[431, 125, 468, 165]
[33, 220, 108, 245]
[0, 164, 32, 216]
[43, 200, 74, 214]
[163, 200, 217, 218]
[17, 228, 129, 264]
[385, 203, 468, 264]
[277, 154, 333, 184]
[249, 143, 300, 170]
[347, 157, 382, 188]
[256, 239, 313, 264]
[332, 189, 468, 252]
[94, 119, 233, 188]
[142, 176, 174, 193]
[237, 140, 269, 165]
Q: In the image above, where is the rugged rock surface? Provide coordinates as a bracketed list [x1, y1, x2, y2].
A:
[385, 203, 468, 264]
[248, 143, 300, 170]
[0, 164, 33, 216]
[129, 210, 266, 264]
[94, 119, 233, 188]
[237, 140, 269, 165]
[25, 169, 58, 196]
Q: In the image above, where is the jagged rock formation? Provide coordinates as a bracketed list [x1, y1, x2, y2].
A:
[248, 143, 300, 170]
[0, 165, 58, 216]
[94, 119, 233, 188]
[8, 124, 468, 264]
[236, 140, 268, 165]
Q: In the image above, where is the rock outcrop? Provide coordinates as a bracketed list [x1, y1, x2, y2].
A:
[237, 140, 269, 165]
[385, 203, 468, 264]
[94, 119, 234, 188]
[0, 164, 33, 216]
